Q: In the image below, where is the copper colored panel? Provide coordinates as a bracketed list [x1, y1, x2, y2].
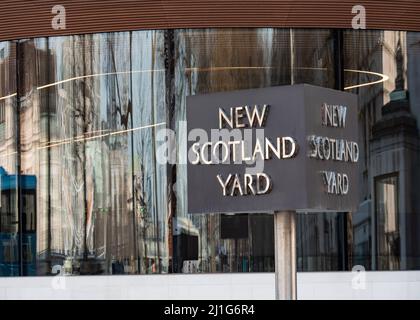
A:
[0, 0, 419, 41]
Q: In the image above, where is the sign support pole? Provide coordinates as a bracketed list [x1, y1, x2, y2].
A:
[274, 211, 297, 300]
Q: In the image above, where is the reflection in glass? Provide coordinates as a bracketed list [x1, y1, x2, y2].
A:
[0, 28, 419, 276]
[19, 32, 170, 275]
[346, 30, 420, 271]
[376, 175, 399, 270]
[174, 28, 339, 273]
[0, 41, 18, 276]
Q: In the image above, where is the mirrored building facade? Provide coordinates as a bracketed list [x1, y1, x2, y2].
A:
[0, 28, 419, 276]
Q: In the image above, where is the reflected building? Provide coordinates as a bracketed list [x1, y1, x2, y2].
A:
[0, 42, 16, 173]
[348, 31, 420, 271]
[370, 35, 420, 270]
[0, 28, 419, 277]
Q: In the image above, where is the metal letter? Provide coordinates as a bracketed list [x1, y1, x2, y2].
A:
[235, 106, 246, 128]
[244, 174, 256, 195]
[217, 174, 232, 196]
[257, 173, 272, 194]
[282, 137, 297, 159]
[230, 174, 244, 196]
[219, 107, 234, 129]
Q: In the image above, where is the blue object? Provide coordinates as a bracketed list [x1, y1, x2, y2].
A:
[0, 166, 37, 190]
[0, 167, 37, 276]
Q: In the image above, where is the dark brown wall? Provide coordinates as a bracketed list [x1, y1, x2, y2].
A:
[1, 0, 419, 41]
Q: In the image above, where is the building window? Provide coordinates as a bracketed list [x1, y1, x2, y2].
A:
[375, 174, 400, 270]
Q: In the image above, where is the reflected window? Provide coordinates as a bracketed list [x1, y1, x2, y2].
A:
[375, 174, 400, 270]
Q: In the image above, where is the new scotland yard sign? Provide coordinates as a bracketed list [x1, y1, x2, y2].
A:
[186, 84, 359, 214]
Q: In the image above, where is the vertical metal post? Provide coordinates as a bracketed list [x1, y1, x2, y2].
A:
[289, 28, 295, 85]
[333, 29, 344, 91]
[15, 40, 24, 276]
[274, 211, 297, 300]
[46, 37, 52, 273]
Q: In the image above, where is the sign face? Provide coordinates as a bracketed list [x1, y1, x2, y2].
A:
[186, 84, 359, 214]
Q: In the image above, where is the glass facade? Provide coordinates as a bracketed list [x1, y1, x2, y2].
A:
[0, 28, 419, 276]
